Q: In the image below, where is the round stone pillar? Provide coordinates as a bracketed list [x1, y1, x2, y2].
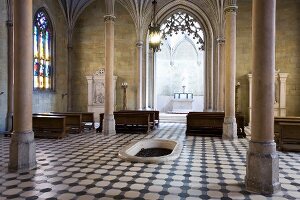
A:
[223, 1, 237, 140]
[245, 0, 281, 194]
[103, 15, 116, 135]
[9, 0, 36, 172]
[6, 18, 14, 132]
[136, 40, 143, 110]
[217, 38, 225, 112]
[67, 39, 73, 112]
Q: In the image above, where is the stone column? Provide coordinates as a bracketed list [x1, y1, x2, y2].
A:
[217, 38, 225, 112]
[148, 48, 154, 108]
[153, 51, 157, 110]
[204, 51, 213, 111]
[245, 0, 281, 194]
[67, 30, 73, 112]
[279, 73, 288, 117]
[136, 40, 143, 110]
[248, 74, 252, 127]
[6, 1, 14, 132]
[9, 0, 36, 172]
[103, 15, 116, 135]
[223, 0, 237, 140]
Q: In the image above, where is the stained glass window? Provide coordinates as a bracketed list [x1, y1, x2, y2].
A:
[33, 9, 53, 90]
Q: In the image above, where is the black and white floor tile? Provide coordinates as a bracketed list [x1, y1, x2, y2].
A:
[0, 123, 299, 200]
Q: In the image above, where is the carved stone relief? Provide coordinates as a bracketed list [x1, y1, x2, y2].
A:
[86, 68, 117, 121]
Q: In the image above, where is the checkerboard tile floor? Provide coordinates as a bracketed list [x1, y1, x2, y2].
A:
[0, 123, 299, 200]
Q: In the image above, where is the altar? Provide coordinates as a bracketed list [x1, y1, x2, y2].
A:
[171, 92, 194, 113]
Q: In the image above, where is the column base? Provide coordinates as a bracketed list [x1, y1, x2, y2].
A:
[223, 117, 237, 140]
[103, 114, 116, 135]
[9, 131, 37, 172]
[245, 141, 281, 195]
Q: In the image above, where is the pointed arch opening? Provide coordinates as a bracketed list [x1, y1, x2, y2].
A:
[154, 11, 205, 113]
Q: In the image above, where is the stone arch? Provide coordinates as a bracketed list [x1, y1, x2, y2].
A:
[151, 1, 216, 110]
[172, 36, 199, 59]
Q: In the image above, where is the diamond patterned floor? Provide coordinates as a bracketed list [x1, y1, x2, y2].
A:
[0, 123, 299, 200]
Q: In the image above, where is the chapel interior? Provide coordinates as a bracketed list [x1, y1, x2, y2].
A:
[0, 0, 300, 199]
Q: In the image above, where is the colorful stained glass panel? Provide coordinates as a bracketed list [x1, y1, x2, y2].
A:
[33, 9, 53, 90]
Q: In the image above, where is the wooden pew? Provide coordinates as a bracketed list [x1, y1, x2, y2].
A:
[278, 122, 300, 151]
[51, 112, 95, 130]
[97, 113, 151, 133]
[116, 110, 158, 129]
[274, 117, 300, 151]
[274, 117, 300, 134]
[33, 113, 82, 134]
[186, 112, 246, 138]
[33, 115, 67, 139]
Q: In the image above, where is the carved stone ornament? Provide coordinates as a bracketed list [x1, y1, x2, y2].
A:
[104, 15, 116, 22]
[94, 81, 105, 104]
[95, 68, 105, 76]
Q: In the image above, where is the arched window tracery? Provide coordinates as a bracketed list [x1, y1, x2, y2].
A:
[160, 12, 205, 50]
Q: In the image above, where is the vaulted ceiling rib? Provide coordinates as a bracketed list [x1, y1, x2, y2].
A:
[58, 0, 94, 30]
[118, 0, 153, 40]
[57, 0, 224, 40]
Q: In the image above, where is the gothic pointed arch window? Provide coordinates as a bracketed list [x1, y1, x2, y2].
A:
[33, 8, 53, 90]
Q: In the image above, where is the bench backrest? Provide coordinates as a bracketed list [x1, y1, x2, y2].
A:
[34, 113, 82, 126]
[274, 117, 300, 133]
[114, 113, 150, 125]
[33, 115, 66, 129]
[51, 112, 94, 123]
[116, 110, 155, 124]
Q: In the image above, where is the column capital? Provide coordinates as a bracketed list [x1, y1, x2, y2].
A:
[104, 15, 116, 22]
[225, 0, 238, 13]
[278, 72, 289, 79]
[224, 5, 238, 13]
[217, 38, 225, 44]
[136, 40, 143, 47]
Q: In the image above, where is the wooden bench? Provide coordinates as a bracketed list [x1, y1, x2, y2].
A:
[33, 113, 82, 134]
[186, 112, 246, 138]
[97, 113, 151, 133]
[274, 117, 300, 134]
[278, 122, 300, 151]
[117, 110, 159, 129]
[51, 112, 95, 130]
[33, 115, 67, 139]
[274, 117, 300, 151]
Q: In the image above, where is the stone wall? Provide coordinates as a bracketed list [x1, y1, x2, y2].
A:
[0, 1, 8, 131]
[236, 0, 300, 123]
[32, 0, 68, 113]
[0, 0, 67, 132]
[72, 1, 136, 112]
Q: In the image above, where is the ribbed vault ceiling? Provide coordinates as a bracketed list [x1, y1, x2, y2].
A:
[58, 0, 95, 30]
[58, 0, 225, 38]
